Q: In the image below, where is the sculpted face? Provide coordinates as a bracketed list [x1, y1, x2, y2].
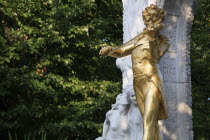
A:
[142, 4, 164, 27]
[129, 91, 137, 104]
[116, 94, 129, 105]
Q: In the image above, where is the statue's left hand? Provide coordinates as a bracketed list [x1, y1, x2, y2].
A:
[146, 24, 162, 41]
[146, 22, 164, 41]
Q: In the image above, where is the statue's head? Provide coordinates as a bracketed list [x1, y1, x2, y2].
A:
[116, 94, 129, 105]
[129, 90, 137, 104]
[142, 4, 164, 27]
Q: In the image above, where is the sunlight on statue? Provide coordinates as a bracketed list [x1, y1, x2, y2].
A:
[99, 4, 170, 140]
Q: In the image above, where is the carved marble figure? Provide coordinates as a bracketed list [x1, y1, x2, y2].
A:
[100, 94, 129, 140]
[100, 4, 170, 140]
[128, 89, 143, 140]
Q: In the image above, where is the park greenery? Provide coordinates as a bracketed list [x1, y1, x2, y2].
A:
[191, 0, 210, 139]
[0, 0, 209, 139]
[0, 0, 122, 139]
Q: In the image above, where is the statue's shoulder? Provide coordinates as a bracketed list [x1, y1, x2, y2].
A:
[106, 110, 114, 117]
[135, 34, 148, 43]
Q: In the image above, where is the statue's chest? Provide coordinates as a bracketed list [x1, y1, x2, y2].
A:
[132, 43, 151, 59]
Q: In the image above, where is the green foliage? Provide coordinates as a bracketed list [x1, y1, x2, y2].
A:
[191, 0, 210, 139]
[8, 131, 61, 140]
[0, 0, 122, 139]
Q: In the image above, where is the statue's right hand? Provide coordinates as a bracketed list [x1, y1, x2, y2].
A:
[99, 46, 112, 57]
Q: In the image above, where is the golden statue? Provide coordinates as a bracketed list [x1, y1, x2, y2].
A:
[99, 4, 170, 140]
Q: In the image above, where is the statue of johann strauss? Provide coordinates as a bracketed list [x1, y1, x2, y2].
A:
[99, 4, 170, 140]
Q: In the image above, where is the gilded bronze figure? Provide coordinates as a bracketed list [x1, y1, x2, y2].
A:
[99, 4, 170, 140]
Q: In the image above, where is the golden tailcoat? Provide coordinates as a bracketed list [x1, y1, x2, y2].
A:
[108, 34, 170, 120]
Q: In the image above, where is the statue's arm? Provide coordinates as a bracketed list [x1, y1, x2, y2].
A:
[100, 35, 138, 58]
[108, 39, 136, 58]
[102, 118, 110, 137]
[147, 34, 170, 60]
[158, 35, 170, 58]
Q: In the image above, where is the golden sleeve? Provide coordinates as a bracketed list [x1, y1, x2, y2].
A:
[158, 35, 170, 59]
[108, 36, 138, 58]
